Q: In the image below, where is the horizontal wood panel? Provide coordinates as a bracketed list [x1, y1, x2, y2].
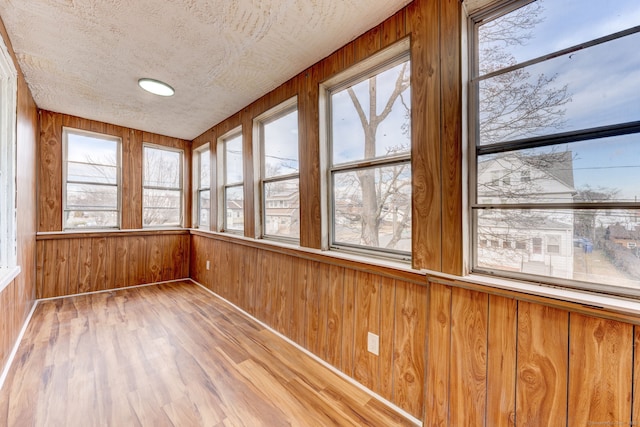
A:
[36, 232, 190, 299]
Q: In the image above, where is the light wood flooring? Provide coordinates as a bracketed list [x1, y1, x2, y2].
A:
[0, 281, 415, 426]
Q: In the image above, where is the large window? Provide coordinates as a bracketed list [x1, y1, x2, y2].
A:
[194, 144, 211, 229]
[0, 36, 17, 287]
[143, 145, 183, 227]
[256, 98, 299, 241]
[324, 41, 411, 259]
[219, 129, 244, 233]
[63, 128, 121, 229]
[470, 0, 640, 295]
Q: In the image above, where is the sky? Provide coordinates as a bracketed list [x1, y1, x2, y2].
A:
[477, 0, 640, 201]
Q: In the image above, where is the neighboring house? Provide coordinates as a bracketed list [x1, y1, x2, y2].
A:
[607, 223, 640, 250]
[264, 190, 299, 236]
[476, 151, 576, 278]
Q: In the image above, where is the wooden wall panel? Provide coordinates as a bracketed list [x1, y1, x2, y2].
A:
[486, 295, 517, 427]
[516, 303, 568, 427]
[353, 271, 381, 393]
[449, 288, 488, 426]
[38, 111, 63, 232]
[379, 276, 396, 402]
[568, 314, 633, 426]
[36, 232, 190, 299]
[634, 327, 640, 426]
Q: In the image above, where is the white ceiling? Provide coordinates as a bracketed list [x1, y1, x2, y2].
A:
[0, 0, 411, 140]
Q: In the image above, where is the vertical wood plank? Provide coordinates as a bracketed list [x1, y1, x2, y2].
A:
[325, 265, 345, 368]
[381, 9, 407, 48]
[487, 295, 517, 427]
[316, 262, 331, 362]
[38, 111, 63, 232]
[341, 268, 357, 377]
[394, 280, 427, 418]
[76, 238, 93, 293]
[439, 0, 463, 275]
[354, 24, 381, 63]
[633, 327, 640, 426]
[516, 302, 568, 427]
[90, 237, 107, 292]
[304, 261, 321, 354]
[35, 240, 44, 299]
[353, 271, 381, 393]
[244, 246, 258, 316]
[425, 282, 452, 426]
[289, 258, 308, 346]
[114, 237, 129, 288]
[145, 236, 163, 284]
[409, 0, 442, 271]
[67, 238, 82, 295]
[449, 288, 488, 427]
[379, 277, 396, 403]
[104, 237, 117, 290]
[568, 314, 633, 427]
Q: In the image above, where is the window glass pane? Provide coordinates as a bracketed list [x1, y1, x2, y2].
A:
[67, 162, 117, 184]
[143, 189, 181, 226]
[225, 186, 244, 232]
[478, 0, 640, 75]
[199, 190, 210, 228]
[478, 32, 640, 145]
[65, 210, 118, 229]
[66, 183, 117, 208]
[264, 109, 299, 178]
[67, 133, 117, 166]
[200, 150, 210, 188]
[477, 134, 640, 204]
[225, 134, 243, 183]
[144, 146, 181, 188]
[264, 178, 299, 239]
[333, 163, 411, 252]
[331, 60, 411, 165]
[475, 208, 640, 290]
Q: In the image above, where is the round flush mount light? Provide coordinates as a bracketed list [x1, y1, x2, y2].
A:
[138, 78, 175, 97]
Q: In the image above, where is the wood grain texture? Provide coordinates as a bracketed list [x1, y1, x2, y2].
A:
[568, 314, 633, 427]
[634, 327, 640, 426]
[516, 302, 568, 427]
[439, 0, 463, 275]
[449, 288, 488, 426]
[408, 0, 442, 271]
[353, 271, 381, 393]
[0, 282, 415, 426]
[425, 281, 452, 426]
[36, 232, 190, 298]
[486, 295, 517, 427]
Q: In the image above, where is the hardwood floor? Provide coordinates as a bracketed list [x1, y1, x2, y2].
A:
[0, 281, 415, 426]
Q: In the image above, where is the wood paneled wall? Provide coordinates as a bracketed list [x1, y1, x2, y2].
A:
[0, 17, 38, 376]
[38, 111, 192, 232]
[425, 280, 640, 427]
[191, 0, 463, 270]
[35, 231, 190, 299]
[190, 232, 428, 418]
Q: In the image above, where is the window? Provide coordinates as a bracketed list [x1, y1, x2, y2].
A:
[194, 145, 211, 229]
[256, 98, 299, 241]
[143, 145, 183, 227]
[63, 129, 121, 229]
[0, 36, 17, 287]
[471, 0, 640, 294]
[323, 39, 411, 259]
[219, 129, 244, 233]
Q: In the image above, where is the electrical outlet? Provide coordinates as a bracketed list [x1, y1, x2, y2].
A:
[367, 332, 379, 356]
[206, 260, 210, 270]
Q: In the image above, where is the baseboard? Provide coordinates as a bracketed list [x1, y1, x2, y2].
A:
[189, 278, 422, 427]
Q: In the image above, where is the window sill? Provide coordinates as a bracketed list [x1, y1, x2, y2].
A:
[0, 265, 21, 294]
[425, 269, 640, 319]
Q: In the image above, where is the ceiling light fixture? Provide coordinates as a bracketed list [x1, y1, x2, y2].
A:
[138, 78, 175, 97]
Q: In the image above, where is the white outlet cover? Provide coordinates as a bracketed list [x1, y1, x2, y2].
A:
[367, 332, 379, 356]
[206, 260, 210, 270]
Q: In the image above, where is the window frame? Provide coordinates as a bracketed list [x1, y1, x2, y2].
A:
[142, 143, 184, 228]
[193, 143, 211, 230]
[254, 97, 300, 243]
[468, 0, 640, 296]
[217, 127, 244, 234]
[321, 38, 412, 261]
[0, 34, 18, 291]
[62, 127, 122, 230]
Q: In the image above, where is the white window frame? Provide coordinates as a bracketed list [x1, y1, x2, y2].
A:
[254, 97, 300, 243]
[62, 127, 122, 230]
[468, 0, 640, 297]
[217, 127, 244, 234]
[0, 34, 18, 292]
[193, 144, 211, 230]
[142, 143, 184, 228]
[320, 37, 411, 261]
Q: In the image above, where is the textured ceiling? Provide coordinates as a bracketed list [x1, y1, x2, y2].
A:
[0, 0, 411, 140]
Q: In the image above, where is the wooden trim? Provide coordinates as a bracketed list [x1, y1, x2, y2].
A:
[37, 229, 190, 240]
